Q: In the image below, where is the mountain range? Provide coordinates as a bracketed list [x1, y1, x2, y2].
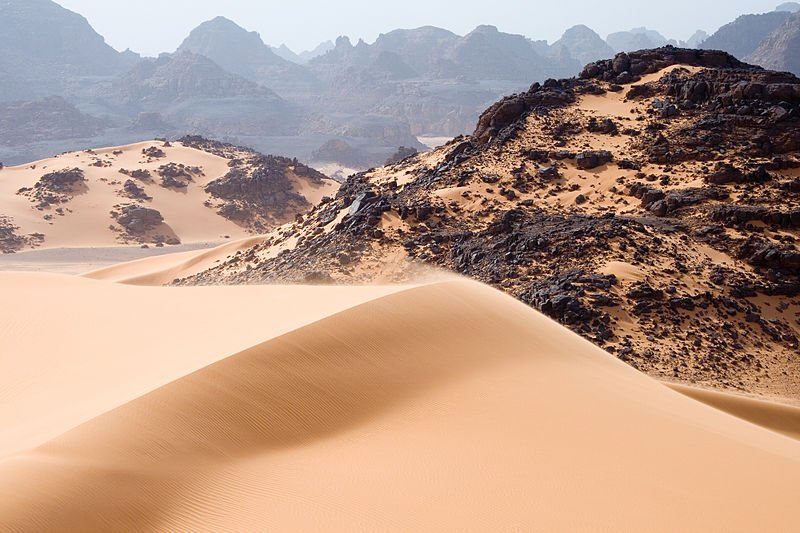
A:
[1, 0, 800, 170]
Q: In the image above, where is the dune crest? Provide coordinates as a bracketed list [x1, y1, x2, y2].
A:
[0, 277, 798, 531]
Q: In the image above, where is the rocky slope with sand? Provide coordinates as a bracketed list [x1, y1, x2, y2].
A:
[1, 272, 799, 530]
[0, 137, 338, 251]
[182, 47, 800, 401]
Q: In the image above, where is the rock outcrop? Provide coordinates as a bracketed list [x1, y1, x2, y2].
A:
[178, 136, 333, 231]
[17, 167, 87, 208]
[114, 204, 164, 234]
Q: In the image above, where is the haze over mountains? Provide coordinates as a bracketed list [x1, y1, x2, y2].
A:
[1, 0, 800, 171]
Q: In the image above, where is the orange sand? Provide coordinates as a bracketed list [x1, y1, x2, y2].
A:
[0, 274, 798, 531]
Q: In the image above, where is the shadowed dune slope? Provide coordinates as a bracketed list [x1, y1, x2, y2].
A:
[0, 278, 798, 531]
[669, 383, 800, 440]
[0, 273, 409, 457]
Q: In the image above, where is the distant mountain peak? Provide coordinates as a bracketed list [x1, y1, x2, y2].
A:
[701, 11, 791, 59]
[335, 36, 354, 48]
[0, 0, 134, 101]
[553, 25, 615, 65]
[746, 11, 800, 74]
[472, 24, 500, 33]
[607, 27, 675, 52]
[179, 16, 268, 51]
[272, 44, 302, 63]
[776, 2, 800, 12]
[177, 16, 317, 95]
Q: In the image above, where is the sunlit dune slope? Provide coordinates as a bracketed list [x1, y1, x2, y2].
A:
[0, 140, 337, 251]
[0, 276, 798, 531]
[83, 235, 267, 285]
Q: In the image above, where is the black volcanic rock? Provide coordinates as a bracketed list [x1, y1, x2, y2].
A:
[580, 47, 755, 82]
[114, 205, 164, 233]
[0, 216, 27, 253]
[19, 167, 87, 207]
[471, 45, 759, 148]
[701, 12, 791, 59]
[576, 150, 613, 169]
[206, 153, 325, 226]
[472, 79, 578, 144]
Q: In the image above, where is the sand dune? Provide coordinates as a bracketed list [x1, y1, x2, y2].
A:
[0, 140, 337, 253]
[1, 275, 798, 531]
[84, 235, 267, 285]
[669, 383, 800, 440]
[0, 273, 408, 456]
[0, 141, 243, 249]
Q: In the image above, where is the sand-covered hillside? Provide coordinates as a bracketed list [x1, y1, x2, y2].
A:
[0, 138, 338, 251]
[177, 48, 800, 402]
[0, 272, 798, 530]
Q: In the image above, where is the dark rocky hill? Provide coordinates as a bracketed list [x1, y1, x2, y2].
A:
[181, 47, 800, 401]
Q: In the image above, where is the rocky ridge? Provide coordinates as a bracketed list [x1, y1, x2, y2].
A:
[181, 48, 800, 401]
[180, 136, 332, 232]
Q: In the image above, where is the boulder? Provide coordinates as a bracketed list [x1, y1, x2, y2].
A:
[116, 205, 164, 233]
[576, 150, 613, 169]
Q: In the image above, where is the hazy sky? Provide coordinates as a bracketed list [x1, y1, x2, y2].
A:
[57, 0, 783, 56]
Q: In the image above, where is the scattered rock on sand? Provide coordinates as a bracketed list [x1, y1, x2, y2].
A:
[113, 204, 164, 234]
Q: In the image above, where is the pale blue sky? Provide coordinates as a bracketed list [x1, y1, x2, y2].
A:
[56, 0, 784, 56]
